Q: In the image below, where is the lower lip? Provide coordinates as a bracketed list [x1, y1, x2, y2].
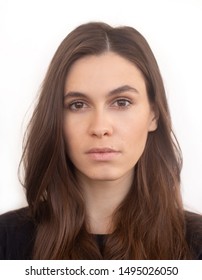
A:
[87, 152, 120, 161]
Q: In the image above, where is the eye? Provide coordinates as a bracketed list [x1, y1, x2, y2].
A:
[68, 101, 88, 111]
[112, 98, 132, 108]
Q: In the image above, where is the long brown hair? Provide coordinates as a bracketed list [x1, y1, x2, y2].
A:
[20, 22, 192, 259]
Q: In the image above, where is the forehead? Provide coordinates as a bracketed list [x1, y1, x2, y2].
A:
[64, 51, 146, 94]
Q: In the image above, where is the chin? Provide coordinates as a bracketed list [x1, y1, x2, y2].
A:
[85, 170, 123, 182]
[89, 176, 119, 181]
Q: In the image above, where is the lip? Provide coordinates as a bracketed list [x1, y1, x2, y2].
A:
[86, 147, 121, 161]
[87, 147, 118, 153]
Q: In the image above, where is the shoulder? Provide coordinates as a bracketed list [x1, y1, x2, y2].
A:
[0, 207, 31, 224]
[0, 207, 35, 259]
[185, 211, 202, 259]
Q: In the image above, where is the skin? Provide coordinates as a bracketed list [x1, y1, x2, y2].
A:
[63, 52, 157, 233]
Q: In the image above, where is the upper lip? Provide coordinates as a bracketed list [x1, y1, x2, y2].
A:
[86, 147, 119, 153]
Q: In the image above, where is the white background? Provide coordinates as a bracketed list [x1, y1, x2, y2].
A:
[0, 0, 202, 214]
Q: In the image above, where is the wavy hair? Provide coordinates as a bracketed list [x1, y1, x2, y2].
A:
[20, 22, 192, 259]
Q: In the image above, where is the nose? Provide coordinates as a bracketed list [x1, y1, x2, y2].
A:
[88, 110, 113, 138]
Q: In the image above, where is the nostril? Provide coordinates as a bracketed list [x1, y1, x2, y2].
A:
[88, 113, 113, 137]
[91, 128, 112, 138]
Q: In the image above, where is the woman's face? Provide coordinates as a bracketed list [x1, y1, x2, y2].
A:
[63, 52, 157, 184]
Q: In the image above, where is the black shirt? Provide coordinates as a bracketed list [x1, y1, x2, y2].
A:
[0, 207, 202, 259]
[0, 207, 35, 259]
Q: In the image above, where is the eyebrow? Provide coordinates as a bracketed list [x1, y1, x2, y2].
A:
[64, 85, 139, 99]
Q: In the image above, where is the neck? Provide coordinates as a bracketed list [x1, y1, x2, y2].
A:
[77, 171, 134, 234]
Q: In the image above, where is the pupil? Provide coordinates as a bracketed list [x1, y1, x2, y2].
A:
[118, 100, 126, 106]
[76, 102, 83, 108]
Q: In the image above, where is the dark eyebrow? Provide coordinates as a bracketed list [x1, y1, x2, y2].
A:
[108, 85, 139, 96]
[64, 91, 87, 99]
[64, 85, 139, 99]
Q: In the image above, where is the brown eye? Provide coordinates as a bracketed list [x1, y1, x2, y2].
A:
[68, 101, 88, 111]
[113, 99, 132, 108]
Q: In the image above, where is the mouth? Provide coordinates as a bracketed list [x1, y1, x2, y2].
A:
[85, 147, 121, 161]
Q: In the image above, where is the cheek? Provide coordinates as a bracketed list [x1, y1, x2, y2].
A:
[63, 120, 75, 151]
[63, 119, 85, 154]
[121, 118, 150, 150]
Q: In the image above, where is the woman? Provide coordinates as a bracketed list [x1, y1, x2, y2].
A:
[0, 22, 202, 259]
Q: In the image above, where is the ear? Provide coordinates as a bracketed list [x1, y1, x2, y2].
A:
[148, 106, 159, 132]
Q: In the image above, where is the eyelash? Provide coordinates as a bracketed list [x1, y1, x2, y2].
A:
[67, 101, 87, 110]
[113, 99, 132, 108]
[65, 98, 133, 111]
